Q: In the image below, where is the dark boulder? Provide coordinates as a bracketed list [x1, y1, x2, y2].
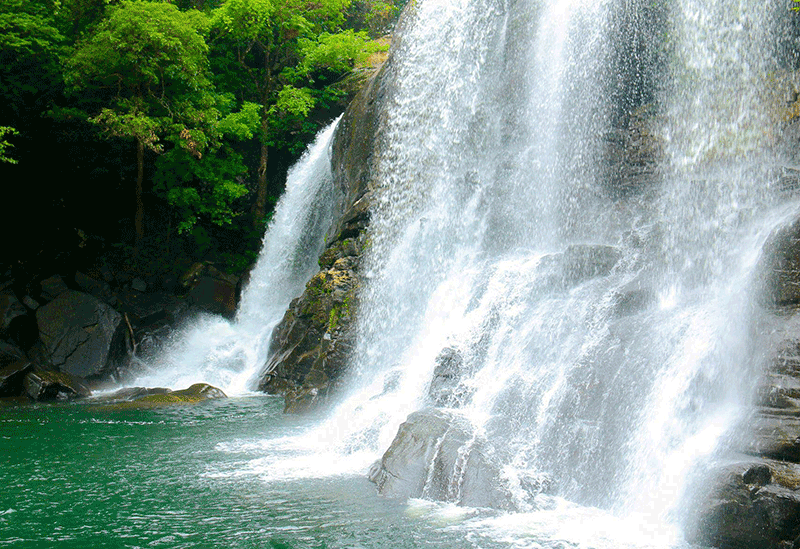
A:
[0, 292, 26, 336]
[35, 290, 122, 379]
[0, 360, 33, 397]
[688, 461, 800, 549]
[23, 369, 91, 401]
[39, 275, 69, 301]
[180, 263, 239, 318]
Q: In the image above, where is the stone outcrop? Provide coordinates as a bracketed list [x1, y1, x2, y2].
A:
[688, 460, 800, 549]
[687, 218, 800, 548]
[368, 408, 510, 509]
[23, 369, 91, 401]
[36, 290, 122, 379]
[92, 383, 226, 409]
[256, 47, 392, 412]
[258, 229, 366, 412]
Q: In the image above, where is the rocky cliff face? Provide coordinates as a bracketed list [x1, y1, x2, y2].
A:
[683, 218, 800, 549]
[255, 53, 391, 412]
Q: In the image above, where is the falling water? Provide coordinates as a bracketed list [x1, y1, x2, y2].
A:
[291, 0, 793, 546]
[131, 118, 342, 394]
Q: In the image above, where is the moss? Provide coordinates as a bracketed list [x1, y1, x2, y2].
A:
[92, 383, 225, 410]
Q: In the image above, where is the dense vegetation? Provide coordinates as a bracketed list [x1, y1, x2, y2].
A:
[0, 0, 397, 288]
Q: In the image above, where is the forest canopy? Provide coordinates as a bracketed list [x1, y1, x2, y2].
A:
[0, 0, 397, 278]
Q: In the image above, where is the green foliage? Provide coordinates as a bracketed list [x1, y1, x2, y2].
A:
[0, 126, 19, 164]
[0, 0, 65, 119]
[298, 30, 374, 78]
[66, 1, 211, 101]
[274, 86, 316, 117]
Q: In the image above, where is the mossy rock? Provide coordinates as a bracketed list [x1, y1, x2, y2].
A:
[95, 383, 226, 409]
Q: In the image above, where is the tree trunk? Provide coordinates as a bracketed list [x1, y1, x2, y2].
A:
[135, 137, 144, 249]
[253, 115, 269, 229]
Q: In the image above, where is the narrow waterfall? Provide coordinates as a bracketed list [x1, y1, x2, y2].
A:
[131, 118, 342, 394]
[291, 0, 794, 545]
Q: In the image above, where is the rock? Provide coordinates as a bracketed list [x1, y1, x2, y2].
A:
[96, 383, 226, 408]
[257, 233, 365, 412]
[760, 217, 800, 307]
[369, 408, 509, 509]
[539, 244, 622, 291]
[0, 360, 33, 397]
[22, 296, 39, 310]
[39, 275, 69, 301]
[35, 290, 122, 379]
[93, 386, 172, 402]
[746, 413, 800, 463]
[75, 271, 116, 306]
[0, 292, 25, 336]
[131, 278, 147, 292]
[688, 461, 800, 549]
[257, 60, 390, 409]
[179, 263, 239, 318]
[23, 370, 91, 401]
[0, 340, 24, 368]
[428, 347, 471, 407]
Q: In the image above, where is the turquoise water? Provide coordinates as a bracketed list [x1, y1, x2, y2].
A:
[0, 397, 514, 549]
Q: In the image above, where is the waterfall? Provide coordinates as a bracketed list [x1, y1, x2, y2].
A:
[131, 118, 342, 394]
[293, 0, 793, 545]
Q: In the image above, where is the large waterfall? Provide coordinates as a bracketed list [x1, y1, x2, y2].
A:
[274, 0, 794, 546]
[128, 0, 797, 546]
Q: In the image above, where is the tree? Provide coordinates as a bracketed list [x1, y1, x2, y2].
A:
[0, 127, 18, 164]
[210, 0, 377, 228]
[65, 0, 212, 248]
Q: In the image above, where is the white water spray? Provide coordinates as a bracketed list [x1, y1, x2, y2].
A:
[131, 118, 342, 394]
[250, 0, 794, 547]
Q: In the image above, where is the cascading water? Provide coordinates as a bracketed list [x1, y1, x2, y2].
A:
[275, 0, 797, 546]
[131, 118, 342, 394]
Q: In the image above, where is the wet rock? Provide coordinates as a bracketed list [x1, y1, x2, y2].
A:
[23, 370, 91, 401]
[97, 383, 226, 408]
[760, 217, 800, 307]
[0, 360, 33, 397]
[428, 347, 471, 407]
[35, 290, 122, 378]
[258, 233, 365, 412]
[95, 386, 172, 402]
[539, 244, 622, 291]
[689, 461, 800, 549]
[369, 408, 508, 509]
